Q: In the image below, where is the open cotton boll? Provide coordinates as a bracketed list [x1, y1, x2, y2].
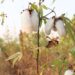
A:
[64, 69, 74, 75]
[21, 10, 33, 34]
[55, 20, 66, 36]
[31, 10, 39, 32]
[45, 17, 55, 35]
[48, 29, 60, 41]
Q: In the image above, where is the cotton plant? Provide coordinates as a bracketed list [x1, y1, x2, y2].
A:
[2, 0, 75, 75]
[11, 0, 75, 71]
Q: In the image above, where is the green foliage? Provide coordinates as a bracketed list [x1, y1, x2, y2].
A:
[39, 33, 48, 46]
[71, 15, 75, 30]
[0, 30, 74, 75]
[0, 38, 4, 48]
[41, 5, 48, 10]
[70, 47, 75, 58]
[62, 16, 75, 42]
[39, 4, 48, 24]
[29, 3, 39, 12]
[73, 73, 75, 75]
[51, 58, 68, 74]
[71, 15, 75, 23]
[29, 2, 48, 26]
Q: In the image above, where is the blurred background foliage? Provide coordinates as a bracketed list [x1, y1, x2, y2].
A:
[0, 29, 75, 75]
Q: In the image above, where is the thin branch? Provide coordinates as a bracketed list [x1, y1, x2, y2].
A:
[47, 8, 56, 16]
[41, 8, 56, 19]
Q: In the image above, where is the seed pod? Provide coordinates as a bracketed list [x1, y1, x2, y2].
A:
[55, 19, 66, 36]
[44, 17, 55, 35]
[21, 10, 33, 33]
[31, 10, 39, 32]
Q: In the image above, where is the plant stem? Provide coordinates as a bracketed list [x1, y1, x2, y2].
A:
[37, 0, 41, 75]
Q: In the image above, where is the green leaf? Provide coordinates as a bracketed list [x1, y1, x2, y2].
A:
[39, 6, 43, 16]
[63, 17, 75, 42]
[43, 18, 47, 24]
[51, 59, 64, 75]
[30, 3, 39, 12]
[51, 59, 62, 67]
[41, 5, 48, 10]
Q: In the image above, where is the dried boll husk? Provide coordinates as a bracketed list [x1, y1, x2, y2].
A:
[55, 19, 66, 36]
[31, 10, 39, 32]
[44, 17, 55, 35]
[21, 10, 33, 34]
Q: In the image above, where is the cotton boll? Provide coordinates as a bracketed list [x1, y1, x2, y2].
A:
[20, 10, 33, 34]
[64, 64, 74, 75]
[46, 30, 60, 48]
[31, 10, 39, 32]
[64, 69, 74, 75]
[44, 17, 55, 35]
[48, 29, 60, 40]
[55, 20, 66, 36]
